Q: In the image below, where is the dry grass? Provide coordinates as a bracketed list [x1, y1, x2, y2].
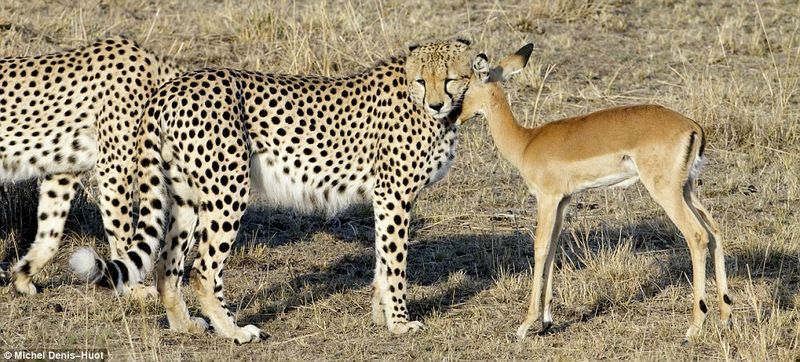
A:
[1, 0, 798, 360]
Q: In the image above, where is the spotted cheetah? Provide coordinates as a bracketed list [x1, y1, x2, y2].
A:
[1, 37, 182, 295]
[70, 39, 476, 343]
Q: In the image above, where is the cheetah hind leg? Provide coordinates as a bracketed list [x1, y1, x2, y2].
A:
[188, 221, 267, 344]
[189, 210, 267, 343]
[156, 170, 209, 335]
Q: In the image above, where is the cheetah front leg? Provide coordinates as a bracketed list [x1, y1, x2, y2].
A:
[371, 190, 424, 334]
[11, 174, 79, 295]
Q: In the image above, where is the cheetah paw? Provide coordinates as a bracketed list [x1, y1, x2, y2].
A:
[720, 317, 733, 330]
[168, 316, 209, 335]
[684, 324, 702, 340]
[388, 320, 425, 335]
[371, 305, 386, 326]
[11, 273, 37, 296]
[188, 317, 210, 334]
[231, 324, 269, 345]
[127, 284, 158, 300]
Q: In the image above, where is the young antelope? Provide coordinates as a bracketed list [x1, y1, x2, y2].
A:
[458, 44, 732, 340]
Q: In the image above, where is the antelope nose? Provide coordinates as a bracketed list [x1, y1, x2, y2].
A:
[429, 103, 444, 111]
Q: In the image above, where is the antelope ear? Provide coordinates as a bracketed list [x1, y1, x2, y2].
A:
[491, 43, 534, 82]
[472, 53, 490, 82]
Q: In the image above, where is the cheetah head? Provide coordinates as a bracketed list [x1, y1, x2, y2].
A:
[405, 38, 475, 120]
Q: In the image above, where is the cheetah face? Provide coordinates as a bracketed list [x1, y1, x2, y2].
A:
[405, 39, 474, 120]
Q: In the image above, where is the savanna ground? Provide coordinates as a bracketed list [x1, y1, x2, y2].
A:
[0, 0, 798, 360]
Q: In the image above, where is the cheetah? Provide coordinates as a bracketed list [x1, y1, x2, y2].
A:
[0, 37, 182, 295]
[70, 39, 477, 343]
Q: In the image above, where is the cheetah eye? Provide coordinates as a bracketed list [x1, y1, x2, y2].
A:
[444, 78, 458, 87]
[415, 79, 426, 86]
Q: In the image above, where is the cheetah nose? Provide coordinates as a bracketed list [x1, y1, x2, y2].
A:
[429, 103, 444, 112]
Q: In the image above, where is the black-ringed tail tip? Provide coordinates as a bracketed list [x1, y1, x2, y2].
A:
[69, 248, 103, 282]
[69, 247, 137, 294]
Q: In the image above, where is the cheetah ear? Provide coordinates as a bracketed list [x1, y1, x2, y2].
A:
[455, 37, 472, 46]
[408, 43, 421, 52]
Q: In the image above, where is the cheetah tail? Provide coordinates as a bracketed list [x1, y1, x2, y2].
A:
[69, 106, 168, 294]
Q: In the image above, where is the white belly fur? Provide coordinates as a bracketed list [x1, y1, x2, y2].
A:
[576, 156, 639, 191]
[0, 126, 97, 181]
[249, 152, 374, 218]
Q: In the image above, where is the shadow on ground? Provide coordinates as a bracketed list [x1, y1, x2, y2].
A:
[0, 180, 105, 273]
[237, 208, 797, 331]
[2, 184, 796, 328]
[234, 207, 742, 330]
[236, 230, 533, 327]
